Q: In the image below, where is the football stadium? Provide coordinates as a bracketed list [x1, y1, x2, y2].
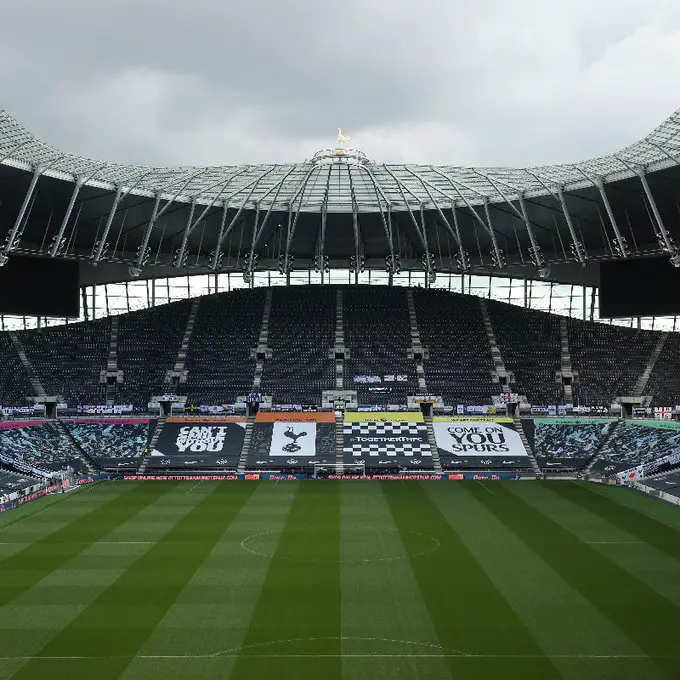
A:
[2, 89, 680, 678]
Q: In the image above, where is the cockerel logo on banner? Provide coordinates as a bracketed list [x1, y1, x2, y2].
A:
[269, 422, 317, 457]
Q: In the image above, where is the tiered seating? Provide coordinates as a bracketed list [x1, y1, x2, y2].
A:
[21, 319, 110, 405]
[414, 290, 495, 404]
[0, 422, 87, 473]
[184, 289, 265, 403]
[65, 421, 148, 469]
[488, 301, 561, 404]
[260, 287, 336, 404]
[0, 469, 40, 497]
[568, 320, 657, 405]
[642, 470, 680, 500]
[343, 286, 415, 404]
[645, 333, 680, 406]
[532, 420, 615, 470]
[0, 334, 33, 405]
[591, 422, 680, 474]
[117, 300, 191, 404]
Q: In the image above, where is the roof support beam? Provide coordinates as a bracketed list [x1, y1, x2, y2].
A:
[517, 193, 549, 276]
[449, 205, 469, 271]
[172, 199, 197, 269]
[482, 198, 505, 268]
[49, 178, 84, 257]
[1, 166, 43, 264]
[48, 162, 108, 258]
[351, 201, 360, 285]
[404, 167, 467, 263]
[131, 192, 163, 272]
[90, 171, 156, 265]
[211, 203, 230, 269]
[555, 187, 587, 265]
[428, 167, 502, 266]
[92, 187, 123, 264]
[317, 167, 332, 284]
[283, 167, 317, 273]
[523, 168, 588, 266]
[636, 167, 679, 261]
[592, 178, 629, 257]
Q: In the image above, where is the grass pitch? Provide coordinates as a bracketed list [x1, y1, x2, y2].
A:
[0, 480, 679, 680]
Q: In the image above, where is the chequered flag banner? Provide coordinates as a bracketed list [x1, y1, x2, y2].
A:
[342, 421, 432, 458]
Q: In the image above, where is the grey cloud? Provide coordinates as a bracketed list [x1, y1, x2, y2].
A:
[0, 0, 679, 168]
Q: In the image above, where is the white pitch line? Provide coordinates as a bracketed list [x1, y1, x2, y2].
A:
[476, 482, 496, 496]
[185, 481, 202, 495]
[584, 541, 646, 545]
[0, 653, 664, 660]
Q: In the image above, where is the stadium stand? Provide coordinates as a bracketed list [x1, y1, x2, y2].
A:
[64, 420, 148, 469]
[645, 332, 680, 405]
[568, 320, 658, 405]
[641, 471, 680, 501]
[488, 301, 562, 404]
[0, 286, 678, 411]
[260, 286, 336, 404]
[116, 300, 191, 404]
[414, 289, 496, 404]
[0, 468, 41, 497]
[0, 333, 34, 405]
[0, 422, 88, 473]
[343, 286, 416, 404]
[590, 422, 680, 474]
[184, 289, 266, 403]
[532, 420, 615, 469]
[20, 319, 110, 404]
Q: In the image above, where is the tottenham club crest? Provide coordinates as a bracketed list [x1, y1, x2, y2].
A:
[282, 426, 308, 453]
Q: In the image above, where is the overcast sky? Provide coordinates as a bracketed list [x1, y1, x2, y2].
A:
[1, 0, 679, 168]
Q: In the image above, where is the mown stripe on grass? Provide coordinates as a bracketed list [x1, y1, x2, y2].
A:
[383, 481, 560, 680]
[550, 482, 680, 563]
[11, 482, 257, 680]
[468, 483, 680, 680]
[229, 481, 341, 680]
[0, 483, 172, 608]
[425, 483, 668, 680]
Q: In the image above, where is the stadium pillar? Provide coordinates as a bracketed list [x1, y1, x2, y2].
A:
[636, 167, 679, 260]
[1, 166, 43, 262]
[593, 178, 628, 257]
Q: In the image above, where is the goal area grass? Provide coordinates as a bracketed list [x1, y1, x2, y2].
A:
[0, 479, 679, 680]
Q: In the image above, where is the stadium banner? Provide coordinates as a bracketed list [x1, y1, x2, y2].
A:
[533, 418, 615, 425]
[166, 416, 246, 424]
[1, 405, 45, 417]
[149, 419, 246, 468]
[433, 420, 529, 468]
[255, 412, 335, 423]
[433, 416, 513, 423]
[342, 419, 433, 467]
[0, 483, 61, 514]
[76, 404, 136, 415]
[249, 422, 336, 466]
[344, 411, 424, 423]
[464, 473, 518, 480]
[625, 419, 680, 430]
[125, 474, 240, 481]
[0, 420, 48, 430]
[67, 418, 150, 425]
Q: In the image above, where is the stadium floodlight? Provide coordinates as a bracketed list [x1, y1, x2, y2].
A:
[128, 266, 142, 278]
[0, 253, 7, 267]
[670, 253, 680, 268]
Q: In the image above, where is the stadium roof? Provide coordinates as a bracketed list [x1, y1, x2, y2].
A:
[1, 105, 680, 286]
